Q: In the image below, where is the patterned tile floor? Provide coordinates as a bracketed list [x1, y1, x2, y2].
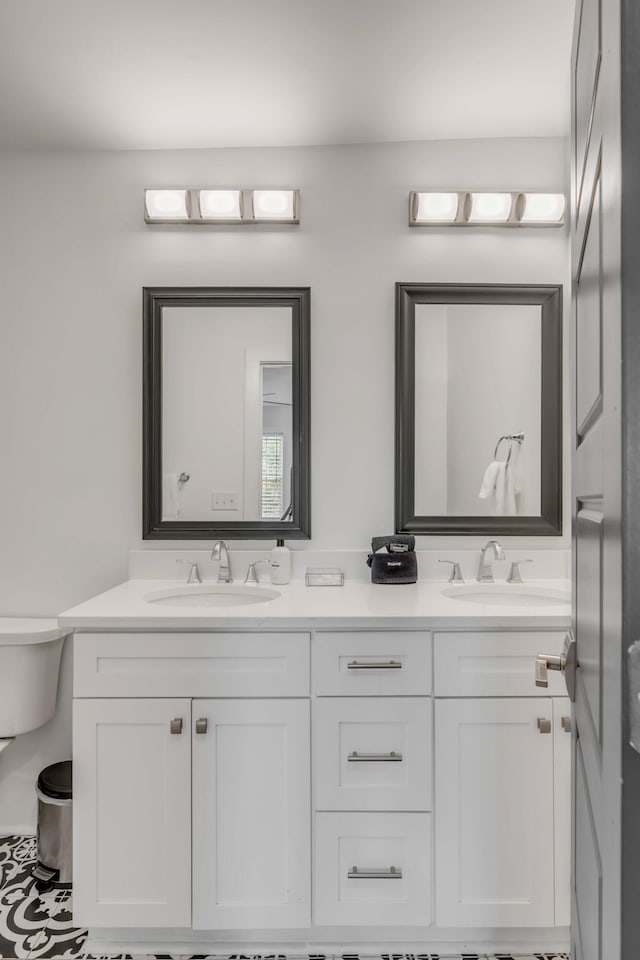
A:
[0, 835, 570, 960]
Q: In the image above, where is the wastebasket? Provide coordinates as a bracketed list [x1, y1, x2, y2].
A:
[33, 760, 72, 888]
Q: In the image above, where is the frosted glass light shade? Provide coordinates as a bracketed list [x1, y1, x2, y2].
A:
[144, 190, 189, 221]
[414, 192, 459, 223]
[520, 193, 566, 223]
[468, 192, 513, 223]
[252, 190, 297, 220]
[199, 190, 242, 220]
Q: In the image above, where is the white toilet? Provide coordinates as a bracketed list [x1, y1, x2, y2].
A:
[0, 618, 67, 748]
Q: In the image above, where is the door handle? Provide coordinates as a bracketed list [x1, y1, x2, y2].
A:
[169, 718, 183, 735]
[537, 717, 552, 734]
[535, 654, 564, 687]
[535, 634, 577, 701]
[195, 718, 208, 734]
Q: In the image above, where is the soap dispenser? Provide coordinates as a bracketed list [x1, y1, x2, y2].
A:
[270, 539, 291, 585]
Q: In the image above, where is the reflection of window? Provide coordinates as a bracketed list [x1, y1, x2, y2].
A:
[261, 434, 284, 519]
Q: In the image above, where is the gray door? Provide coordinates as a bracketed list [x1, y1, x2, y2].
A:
[571, 1, 640, 957]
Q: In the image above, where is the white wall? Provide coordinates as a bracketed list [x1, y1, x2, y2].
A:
[0, 137, 569, 829]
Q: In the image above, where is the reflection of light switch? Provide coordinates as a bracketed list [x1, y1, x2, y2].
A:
[212, 492, 238, 511]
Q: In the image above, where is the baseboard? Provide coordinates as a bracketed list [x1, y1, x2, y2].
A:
[86, 928, 571, 956]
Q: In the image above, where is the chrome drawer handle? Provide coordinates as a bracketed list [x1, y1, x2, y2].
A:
[195, 718, 208, 734]
[348, 751, 403, 762]
[537, 717, 552, 734]
[348, 865, 403, 879]
[170, 718, 183, 735]
[347, 660, 402, 670]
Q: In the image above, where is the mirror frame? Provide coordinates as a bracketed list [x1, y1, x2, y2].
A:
[143, 286, 311, 540]
[395, 282, 563, 536]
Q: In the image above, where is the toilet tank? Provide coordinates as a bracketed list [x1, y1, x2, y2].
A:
[0, 619, 67, 737]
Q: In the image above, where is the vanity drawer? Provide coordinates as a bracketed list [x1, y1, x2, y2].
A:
[434, 631, 568, 697]
[314, 698, 431, 811]
[74, 632, 310, 697]
[314, 632, 431, 696]
[314, 812, 432, 926]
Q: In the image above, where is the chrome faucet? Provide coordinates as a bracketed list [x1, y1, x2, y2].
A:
[176, 559, 202, 584]
[477, 540, 505, 583]
[211, 540, 232, 583]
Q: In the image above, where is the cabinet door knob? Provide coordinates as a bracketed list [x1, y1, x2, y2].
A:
[537, 717, 551, 734]
[195, 718, 208, 734]
[170, 718, 183, 735]
[561, 715, 572, 733]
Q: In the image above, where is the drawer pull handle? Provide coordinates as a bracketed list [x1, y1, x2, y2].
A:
[170, 718, 183, 735]
[561, 715, 572, 733]
[348, 751, 403, 762]
[195, 718, 208, 734]
[347, 660, 402, 670]
[348, 865, 403, 879]
[537, 717, 552, 734]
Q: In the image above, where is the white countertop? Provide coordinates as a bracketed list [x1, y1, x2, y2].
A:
[58, 578, 572, 631]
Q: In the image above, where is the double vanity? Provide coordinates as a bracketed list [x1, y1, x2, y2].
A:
[60, 566, 572, 957]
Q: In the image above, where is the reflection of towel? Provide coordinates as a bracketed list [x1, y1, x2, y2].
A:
[479, 461, 501, 500]
[479, 460, 517, 515]
[163, 474, 180, 519]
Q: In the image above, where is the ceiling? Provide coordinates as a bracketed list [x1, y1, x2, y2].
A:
[0, 0, 575, 151]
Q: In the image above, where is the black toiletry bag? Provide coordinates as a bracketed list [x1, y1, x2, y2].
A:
[366, 535, 417, 584]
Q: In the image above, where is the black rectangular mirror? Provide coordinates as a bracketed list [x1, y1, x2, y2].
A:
[395, 283, 562, 536]
[143, 286, 311, 539]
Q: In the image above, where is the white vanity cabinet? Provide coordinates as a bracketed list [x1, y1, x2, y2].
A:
[73, 632, 311, 930]
[433, 631, 571, 930]
[67, 612, 571, 955]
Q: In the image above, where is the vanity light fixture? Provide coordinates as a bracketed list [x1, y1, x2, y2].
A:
[252, 189, 298, 221]
[467, 192, 513, 223]
[144, 188, 300, 224]
[408, 191, 566, 227]
[518, 192, 566, 224]
[144, 189, 190, 222]
[198, 189, 243, 220]
[412, 191, 460, 224]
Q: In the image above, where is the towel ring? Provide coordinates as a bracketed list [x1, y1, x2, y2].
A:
[494, 433, 524, 465]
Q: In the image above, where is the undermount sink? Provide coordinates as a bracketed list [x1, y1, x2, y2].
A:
[144, 584, 281, 608]
[441, 584, 570, 607]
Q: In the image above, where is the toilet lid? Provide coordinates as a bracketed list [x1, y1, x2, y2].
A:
[0, 619, 68, 645]
[37, 761, 72, 800]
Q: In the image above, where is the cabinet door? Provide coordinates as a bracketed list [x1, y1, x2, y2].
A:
[435, 698, 554, 928]
[193, 698, 310, 929]
[553, 697, 572, 927]
[73, 698, 191, 927]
